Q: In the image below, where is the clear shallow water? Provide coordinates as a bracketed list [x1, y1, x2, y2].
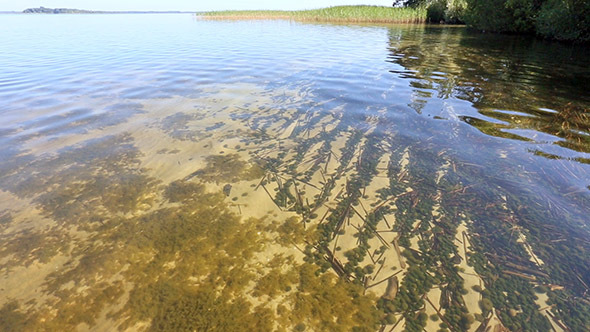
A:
[1, 14, 590, 332]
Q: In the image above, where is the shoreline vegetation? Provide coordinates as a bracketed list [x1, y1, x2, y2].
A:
[18, 3, 588, 42]
[201, 6, 427, 24]
[202, 3, 589, 43]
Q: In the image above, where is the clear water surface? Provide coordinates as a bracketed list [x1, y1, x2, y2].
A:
[1, 14, 589, 332]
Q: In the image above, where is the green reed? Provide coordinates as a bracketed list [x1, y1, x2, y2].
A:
[202, 5, 427, 24]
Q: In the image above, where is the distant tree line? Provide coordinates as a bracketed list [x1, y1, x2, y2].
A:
[23, 6, 97, 13]
[394, 0, 590, 42]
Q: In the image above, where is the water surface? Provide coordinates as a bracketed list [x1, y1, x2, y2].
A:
[1, 14, 590, 332]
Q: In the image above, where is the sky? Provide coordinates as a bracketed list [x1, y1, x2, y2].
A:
[0, 0, 393, 12]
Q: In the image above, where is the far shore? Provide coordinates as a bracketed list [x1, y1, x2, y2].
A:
[14, 7, 194, 14]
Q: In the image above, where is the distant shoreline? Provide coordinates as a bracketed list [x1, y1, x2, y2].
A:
[2, 12, 195, 14]
[12, 7, 194, 14]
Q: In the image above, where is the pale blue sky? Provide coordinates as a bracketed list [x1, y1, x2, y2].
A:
[1, 0, 393, 12]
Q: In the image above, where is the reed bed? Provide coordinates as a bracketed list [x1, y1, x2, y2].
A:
[201, 6, 427, 24]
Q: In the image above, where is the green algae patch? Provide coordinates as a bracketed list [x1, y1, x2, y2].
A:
[0, 301, 35, 332]
[142, 284, 275, 332]
[187, 153, 265, 183]
[0, 228, 70, 269]
[287, 263, 382, 332]
[0, 210, 12, 225]
[0, 134, 160, 228]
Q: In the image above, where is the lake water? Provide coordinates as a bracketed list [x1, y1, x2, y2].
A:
[1, 14, 589, 332]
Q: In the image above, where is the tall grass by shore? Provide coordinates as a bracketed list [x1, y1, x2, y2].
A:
[201, 6, 427, 24]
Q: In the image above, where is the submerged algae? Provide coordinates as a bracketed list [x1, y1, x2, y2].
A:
[1, 54, 589, 332]
[186, 153, 265, 183]
[0, 132, 383, 331]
